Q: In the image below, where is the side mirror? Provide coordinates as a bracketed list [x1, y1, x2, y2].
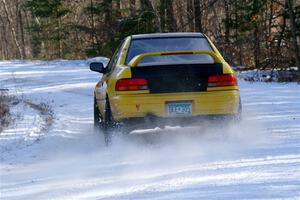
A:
[90, 62, 105, 73]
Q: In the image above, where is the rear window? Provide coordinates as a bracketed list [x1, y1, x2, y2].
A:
[125, 37, 214, 66]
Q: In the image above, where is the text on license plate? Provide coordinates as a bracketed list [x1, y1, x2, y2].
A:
[167, 102, 192, 117]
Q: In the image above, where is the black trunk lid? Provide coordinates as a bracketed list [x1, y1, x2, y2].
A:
[131, 63, 223, 93]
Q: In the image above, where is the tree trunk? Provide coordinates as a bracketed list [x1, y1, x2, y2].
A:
[57, 16, 62, 58]
[166, 0, 177, 32]
[194, 0, 203, 32]
[187, 0, 194, 31]
[0, 15, 9, 59]
[175, 1, 185, 31]
[159, 0, 166, 32]
[19, 7, 26, 59]
[224, 0, 230, 44]
[1, 0, 23, 59]
[234, 0, 242, 65]
[103, 0, 113, 39]
[90, 0, 97, 45]
[130, 0, 136, 16]
[254, 26, 260, 69]
[23, 7, 32, 58]
[275, 10, 287, 65]
[286, 0, 300, 75]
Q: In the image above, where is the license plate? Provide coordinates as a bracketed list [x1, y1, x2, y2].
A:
[167, 102, 192, 117]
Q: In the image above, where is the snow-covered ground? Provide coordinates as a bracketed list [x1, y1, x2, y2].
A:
[0, 60, 299, 200]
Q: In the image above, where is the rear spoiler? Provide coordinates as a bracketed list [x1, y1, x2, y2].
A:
[128, 50, 222, 67]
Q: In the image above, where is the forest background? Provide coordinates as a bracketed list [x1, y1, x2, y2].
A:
[0, 0, 299, 71]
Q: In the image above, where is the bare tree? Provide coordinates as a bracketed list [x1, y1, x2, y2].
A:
[0, 15, 9, 59]
[0, 0, 297, 74]
[194, 0, 203, 32]
[187, 0, 194, 31]
[166, 0, 177, 31]
[159, 0, 166, 31]
[1, 0, 23, 59]
[17, 2, 26, 59]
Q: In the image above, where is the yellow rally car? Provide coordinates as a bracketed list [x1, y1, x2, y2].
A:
[90, 33, 241, 139]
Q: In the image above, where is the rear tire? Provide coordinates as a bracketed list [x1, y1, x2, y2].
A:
[94, 96, 117, 146]
[94, 96, 102, 130]
[94, 96, 113, 146]
[103, 97, 115, 146]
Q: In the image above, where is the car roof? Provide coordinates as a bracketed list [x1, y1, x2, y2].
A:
[131, 32, 205, 39]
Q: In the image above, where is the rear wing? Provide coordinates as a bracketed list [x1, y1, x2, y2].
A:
[128, 50, 222, 67]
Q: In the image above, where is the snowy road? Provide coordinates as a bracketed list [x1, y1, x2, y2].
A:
[0, 60, 299, 199]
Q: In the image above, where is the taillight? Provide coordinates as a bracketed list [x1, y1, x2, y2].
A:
[208, 74, 237, 87]
[116, 78, 148, 91]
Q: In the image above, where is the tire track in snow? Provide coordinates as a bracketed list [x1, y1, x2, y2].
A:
[1, 154, 299, 199]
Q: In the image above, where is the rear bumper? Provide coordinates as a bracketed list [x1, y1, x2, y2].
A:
[110, 90, 240, 121]
[120, 114, 237, 130]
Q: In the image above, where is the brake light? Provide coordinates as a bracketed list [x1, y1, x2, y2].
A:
[116, 78, 148, 91]
[208, 74, 237, 87]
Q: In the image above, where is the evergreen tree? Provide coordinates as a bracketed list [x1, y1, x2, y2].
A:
[25, 0, 70, 59]
[223, 0, 267, 68]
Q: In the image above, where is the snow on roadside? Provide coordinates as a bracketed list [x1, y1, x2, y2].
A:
[0, 59, 299, 200]
[0, 58, 108, 162]
[0, 101, 44, 153]
[238, 67, 299, 82]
